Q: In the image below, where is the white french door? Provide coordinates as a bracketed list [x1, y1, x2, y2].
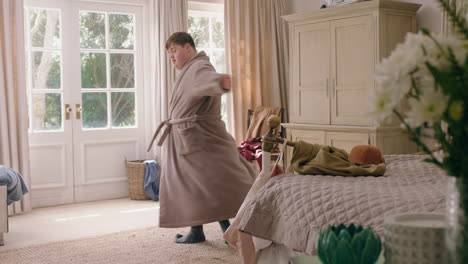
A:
[25, 0, 145, 207]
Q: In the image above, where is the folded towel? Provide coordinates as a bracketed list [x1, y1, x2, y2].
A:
[144, 160, 160, 201]
[0, 165, 29, 205]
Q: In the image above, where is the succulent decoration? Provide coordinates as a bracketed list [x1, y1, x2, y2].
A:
[317, 224, 382, 264]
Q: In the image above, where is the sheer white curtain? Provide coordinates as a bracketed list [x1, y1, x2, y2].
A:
[148, 0, 188, 122]
[0, 0, 32, 215]
[146, 0, 187, 158]
[225, 0, 289, 143]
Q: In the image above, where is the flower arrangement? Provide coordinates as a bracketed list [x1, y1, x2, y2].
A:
[370, 0, 467, 178]
[370, 1, 467, 262]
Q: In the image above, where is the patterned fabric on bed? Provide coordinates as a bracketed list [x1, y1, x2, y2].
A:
[238, 155, 447, 255]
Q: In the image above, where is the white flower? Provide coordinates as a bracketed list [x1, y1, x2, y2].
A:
[400, 32, 427, 71]
[377, 33, 426, 80]
[449, 100, 464, 121]
[369, 88, 396, 123]
[373, 32, 428, 116]
[445, 36, 468, 66]
[373, 57, 412, 123]
[423, 34, 467, 70]
[372, 30, 465, 126]
[405, 82, 449, 128]
[374, 55, 411, 114]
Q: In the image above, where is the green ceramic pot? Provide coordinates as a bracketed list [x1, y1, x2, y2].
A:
[317, 224, 381, 264]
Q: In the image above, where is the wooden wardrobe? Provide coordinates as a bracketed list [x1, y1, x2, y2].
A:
[282, 0, 421, 165]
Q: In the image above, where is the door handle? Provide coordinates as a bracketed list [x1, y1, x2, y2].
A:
[76, 104, 82, 120]
[65, 104, 72, 120]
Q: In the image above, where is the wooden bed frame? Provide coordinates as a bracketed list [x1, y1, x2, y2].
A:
[261, 115, 296, 152]
[0, 185, 7, 246]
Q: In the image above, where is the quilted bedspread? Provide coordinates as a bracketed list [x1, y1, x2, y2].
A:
[237, 155, 448, 255]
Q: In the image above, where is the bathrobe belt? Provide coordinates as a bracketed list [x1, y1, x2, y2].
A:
[147, 114, 222, 152]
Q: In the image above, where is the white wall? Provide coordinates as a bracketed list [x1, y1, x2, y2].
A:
[285, 0, 443, 33]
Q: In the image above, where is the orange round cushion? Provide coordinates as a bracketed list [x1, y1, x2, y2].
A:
[349, 145, 385, 165]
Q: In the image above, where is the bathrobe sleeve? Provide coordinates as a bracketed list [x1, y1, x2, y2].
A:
[191, 60, 228, 98]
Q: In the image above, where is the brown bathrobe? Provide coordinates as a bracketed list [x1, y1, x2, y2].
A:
[153, 52, 256, 228]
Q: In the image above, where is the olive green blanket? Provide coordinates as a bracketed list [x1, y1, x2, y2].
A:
[289, 141, 386, 176]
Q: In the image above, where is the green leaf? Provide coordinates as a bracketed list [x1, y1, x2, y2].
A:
[420, 28, 431, 36]
[351, 232, 366, 263]
[361, 232, 381, 264]
[318, 229, 328, 264]
[326, 232, 339, 264]
[356, 225, 363, 233]
[436, 0, 468, 38]
[323, 227, 335, 247]
[368, 232, 382, 262]
[337, 224, 346, 235]
[338, 229, 352, 242]
[320, 227, 338, 264]
[332, 240, 356, 264]
[348, 224, 356, 238]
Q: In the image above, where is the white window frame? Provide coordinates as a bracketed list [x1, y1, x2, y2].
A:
[188, 0, 233, 134]
[188, 10, 224, 73]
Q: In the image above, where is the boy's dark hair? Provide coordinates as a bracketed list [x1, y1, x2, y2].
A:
[165, 32, 196, 50]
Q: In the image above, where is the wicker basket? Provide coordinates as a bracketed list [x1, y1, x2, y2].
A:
[125, 160, 150, 200]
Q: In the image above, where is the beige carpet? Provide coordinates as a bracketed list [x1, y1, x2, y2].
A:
[0, 223, 240, 264]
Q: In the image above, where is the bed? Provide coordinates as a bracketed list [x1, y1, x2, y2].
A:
[236, 153, 447, 262]
[225, 116, 448, 263]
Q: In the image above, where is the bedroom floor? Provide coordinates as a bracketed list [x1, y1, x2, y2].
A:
[2, 198, 159, 249]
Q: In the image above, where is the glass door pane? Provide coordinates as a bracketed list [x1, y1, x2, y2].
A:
[79, 11, 136, 129]
[31, 93, 62, 130]
[25, 7, 63, 131]
[82, 92, 108, 128]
